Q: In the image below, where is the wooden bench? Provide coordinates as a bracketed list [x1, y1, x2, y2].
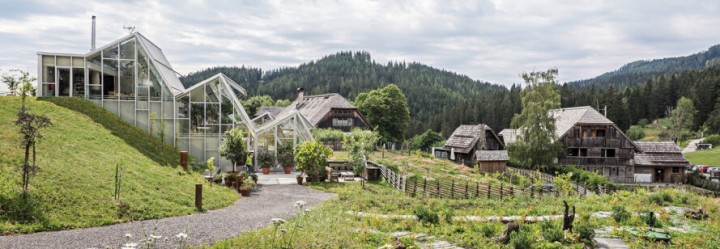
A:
[327, 160, 354, 182]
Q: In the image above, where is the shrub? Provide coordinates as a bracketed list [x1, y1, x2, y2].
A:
[611, 205, 631, 223]
[295, 140, 332, 180]
[480, 223, 497, 238]
[703, 134, 720, 147]
[413, 206, 439, 225]
[574, 223, 595, 246]
[637, 119, 650, 127]
[312, 128, 345, 142]
[626, 125, 645, 140]
[648, 192, 671, 205]
[509, 226, 534, 249]
[540, 220, 564, 243]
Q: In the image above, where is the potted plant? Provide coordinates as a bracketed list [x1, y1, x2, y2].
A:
[212, 173, 223, 184]
[278, 142, 295, 174]
[239, 181, 255, 197]
[295, 140, 332, 183]
[296, 173, 304, 185]
[250, 173, 258, 184]
[258, 149, 274, 175]
[224, 173, 237, 187]
[219, 128, 248, 173]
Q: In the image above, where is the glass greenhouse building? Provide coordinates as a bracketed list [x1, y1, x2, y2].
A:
[37, 32, 313, 170]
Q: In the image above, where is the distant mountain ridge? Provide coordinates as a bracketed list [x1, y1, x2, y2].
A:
[180, 51, 518, 137]
[568, 44, 720, 88]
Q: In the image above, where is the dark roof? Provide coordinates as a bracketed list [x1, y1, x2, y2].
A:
[634, 141, 681, 153]
[275, 93, 370, 127]
[444, 124, 492, 153]
[633, 141, 689, 166]
[476, 150, 509, 161]
[255, 106, 284, 118]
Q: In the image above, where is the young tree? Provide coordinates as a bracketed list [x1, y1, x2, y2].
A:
[626, 125, 645, 141]
[410, 129, 445, 152]
[509, 68, 562, 170]
[219, 128, 248, 172]
[668, 97, 697, 143]
[12, 70, 51, 195]
[294, 140, 332, 181]
[355, 84, 410, 144]
[242, 95, 275, 117]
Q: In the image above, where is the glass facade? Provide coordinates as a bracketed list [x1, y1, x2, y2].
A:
[38, 33, 313, 170]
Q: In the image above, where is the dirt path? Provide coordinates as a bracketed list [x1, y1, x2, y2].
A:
[682, 138, 704, 154]
[0, 185, 336, 249]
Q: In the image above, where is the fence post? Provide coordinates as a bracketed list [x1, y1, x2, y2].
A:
[531, 185, 535, 199]
[510, 184, 514, 196]
[500, 183, 504, 200]
[487, 182, 491, 199]
[465, 181, 469, 199]
[436, 180, 440, 197]
[451, 180, 455, 199]
[475, 181, 479, 198]
[195, 183, 202, 211]
[423, 177, 427, 198]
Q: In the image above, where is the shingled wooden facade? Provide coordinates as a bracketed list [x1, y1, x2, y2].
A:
[552, 107, 640, 183]
[437, 124, 506, 167]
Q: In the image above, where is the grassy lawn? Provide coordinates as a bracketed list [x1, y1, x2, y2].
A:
[213, 151, 720, 248]
[685, 147, 720, 166]
[211, 179, 720, 248]
[0, 97, 237, 234]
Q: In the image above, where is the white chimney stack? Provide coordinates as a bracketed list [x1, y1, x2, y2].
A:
[296, 87, 305, 109]
[91, 16, 96, 51]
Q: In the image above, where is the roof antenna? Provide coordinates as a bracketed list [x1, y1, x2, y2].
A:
[123, 25, 136, 34]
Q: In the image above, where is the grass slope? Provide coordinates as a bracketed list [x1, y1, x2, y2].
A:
[0, 97, 237, 234]
[685, 147, 720, 166]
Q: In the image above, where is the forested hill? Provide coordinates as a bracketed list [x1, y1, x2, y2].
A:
[568, 44, 720, 88]
[180, 51, 520, 138]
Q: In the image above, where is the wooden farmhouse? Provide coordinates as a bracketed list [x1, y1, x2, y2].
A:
[504, 106, 690, 184]
[434, 124, 506, 172]
[255, 91, 372, 132]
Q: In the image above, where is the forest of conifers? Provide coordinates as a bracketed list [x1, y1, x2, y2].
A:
[181, 50, 720, 138]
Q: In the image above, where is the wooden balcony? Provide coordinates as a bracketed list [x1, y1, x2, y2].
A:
[559, 157, 630, 166]
[565, 137, 622, 148]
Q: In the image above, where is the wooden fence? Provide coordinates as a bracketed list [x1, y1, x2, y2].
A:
[505, 167, 592, 195]
[369, 161, 406, 191]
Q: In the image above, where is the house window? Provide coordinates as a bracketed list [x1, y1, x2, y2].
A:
[573, 127, 581, 137]
[567, 148, 579, 157]
[601, 149, 616, 157]
[332, 118, 353, 126]
[596, 129, 606, 137]
[579, 148, 588, 157]
[672, 167, 680, 173]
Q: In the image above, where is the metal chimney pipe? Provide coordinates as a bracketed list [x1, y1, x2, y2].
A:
[91, 16, 96, 51]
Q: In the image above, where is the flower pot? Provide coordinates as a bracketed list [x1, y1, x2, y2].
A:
[224, 180, 234, 187]
[240, 189, 251, 197]
[284, 166, 292, 174]
[296, 176, 304, 185]
[262, 167, 270, 174]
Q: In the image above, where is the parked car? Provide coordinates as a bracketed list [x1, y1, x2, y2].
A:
[699, 165, 710, 173]
[708, 167, 720, 176]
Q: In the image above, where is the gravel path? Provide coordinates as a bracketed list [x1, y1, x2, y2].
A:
[0, 185, 336, 249]
[682, 138, 704, 154]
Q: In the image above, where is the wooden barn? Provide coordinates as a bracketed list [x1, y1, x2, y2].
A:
[439, 124, 506, 167]
[633, 142, 689, 183]
[476, 150, 509, 173]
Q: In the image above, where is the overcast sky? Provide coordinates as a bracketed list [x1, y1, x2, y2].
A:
[2, 0, 720, 92]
